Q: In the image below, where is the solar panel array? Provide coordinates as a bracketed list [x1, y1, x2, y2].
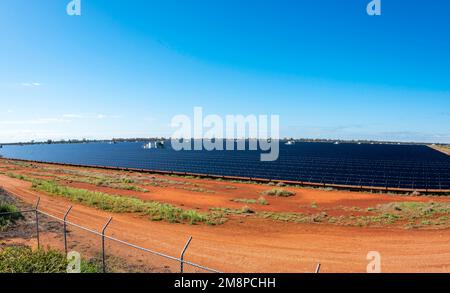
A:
[1, 141, 450, 190]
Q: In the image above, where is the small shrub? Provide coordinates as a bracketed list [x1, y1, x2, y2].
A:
[231, 198, 257, 204]
[240, 206, 255, 214]
[181, 187, 214, 193]
[121, 178, 135, 184]
[0, 246, 102, 273]
[262, 188, 295, 197]
[0, 246, 67, 273]
[0, 202, 24, 230]
[79, 259, 103, 273]
[421, 220, 431, 225]
[7, 172, 25, 180]
[258, 196, 268, 205]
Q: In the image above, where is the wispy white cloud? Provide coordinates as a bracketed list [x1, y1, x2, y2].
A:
[62, 114, 85, 118]
[0, 129, 73, 143]
[21, 82, 42, 87]
[96, 114, 122, 119]
[0, 113, 122, 125]
[0, 118, 71, 125]
[0, 113, 124, 143]
[61, 113, 121, 120]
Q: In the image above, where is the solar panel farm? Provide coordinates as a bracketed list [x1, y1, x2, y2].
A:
[2, 1, 450, 279]
[2, 141, 450, 192]
[1, 142, 449, 273]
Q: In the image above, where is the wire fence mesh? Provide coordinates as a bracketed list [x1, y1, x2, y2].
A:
[0, 198, 221, 273]
[104, 237, 177, 273]
[66, 224, 103, 271]
[0, 209, 37, 243]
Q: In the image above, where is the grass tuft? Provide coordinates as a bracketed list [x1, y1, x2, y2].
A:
[257, 196, 268, 205]
[262, 188, 295, 197]
[231, 198, 257, 204]
[0, 202, 24, 231]
[7, 172, 222, 225]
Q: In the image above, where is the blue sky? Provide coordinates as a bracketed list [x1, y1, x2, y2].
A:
[1, 0, 449, 143]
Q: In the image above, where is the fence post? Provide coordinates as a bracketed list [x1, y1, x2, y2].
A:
[315, 263, 321, 273]
[34, 197, 41, 249]
[180, 236, 193, 273]
[101, 217, 113, 273]
[63, 206, 73, 255]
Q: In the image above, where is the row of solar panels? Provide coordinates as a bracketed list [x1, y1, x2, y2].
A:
[5, 148, 450, 190]
[34, 157, 450, 190]
[61, 145, 450, 166]
[42, 156, 449, 177]
[66, 152, 450, 171]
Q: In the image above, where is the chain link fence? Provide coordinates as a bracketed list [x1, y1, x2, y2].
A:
[0, 197, 221, 273]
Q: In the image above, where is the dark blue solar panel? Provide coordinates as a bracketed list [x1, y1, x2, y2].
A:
[1, 141, 450, 191]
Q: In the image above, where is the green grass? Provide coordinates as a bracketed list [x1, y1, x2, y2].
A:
[179, 187, 215, 193]
[262, 188, 295, 197]
[0, 202, 24, 231]
[0, 246, 67, 273]
[7, 164, 150, 192]
[6, 172, 26, 180]
[231, 198, 257, 204]
[0, 246, 101, 273]
[34, 164, 204, 191]
[334, 202, 450, 228]
[259, 211, 327, 223]
[212, 200, 450, 229]
[212, 207, 326, 223]
[7, 172, 223, 225]
[40, 174, 149, 193]
[31, 179, 205, 224]
[375, 202, 450, 217]
[368, 202, 450, 228]
[231, 197, 268, 206]
[211, 206, 255, 215]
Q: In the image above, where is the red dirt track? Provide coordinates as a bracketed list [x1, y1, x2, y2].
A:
[1, 161, 450, 273]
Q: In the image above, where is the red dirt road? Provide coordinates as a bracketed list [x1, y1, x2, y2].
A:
[1, 173, 449, 273]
